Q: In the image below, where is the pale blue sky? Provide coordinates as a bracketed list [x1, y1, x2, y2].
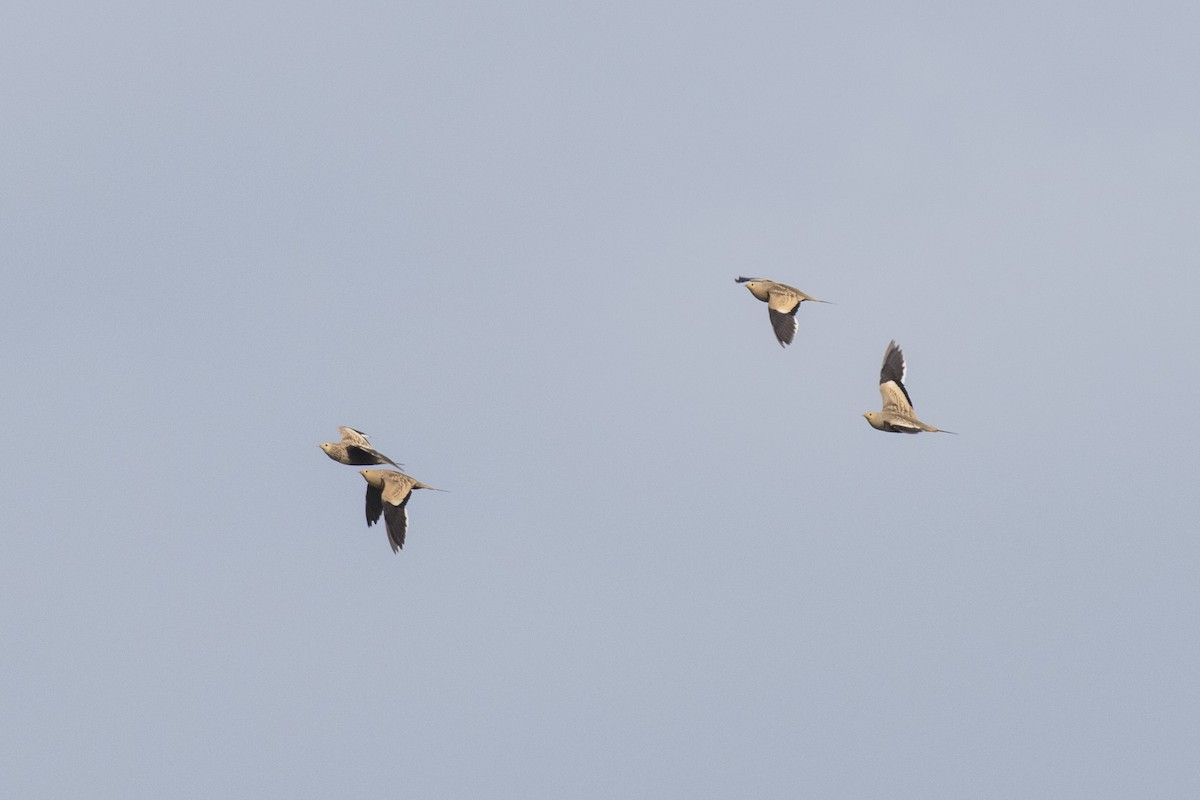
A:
[3, 1, 1199, 797]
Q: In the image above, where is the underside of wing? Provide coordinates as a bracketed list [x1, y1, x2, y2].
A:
[345, 445, 381, 465]
[348, 445, 401, 468]
[364, 484, 384, 526]
[879, 342, 906, 383]
[383, 497, 410, 552]
[376, 451, 403, 469]
[767, 308, 797, 346]
[883, 417, 923, 434]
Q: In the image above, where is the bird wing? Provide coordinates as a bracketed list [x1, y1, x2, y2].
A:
[880, 380, 915, 417]
[883, 415, 923, 434]
[345, 444, 403, 468]
[767, 308, 797, 346]
[878, 341, 914, 411]
[766, 286, 801, 315]
[364, 482, 384, 526]
[342, 445, 375, 465]
[339, 426, 372, 446]
[383, 496, 411, 552]
[380, 473, 416, 552]
[372, 449, 404, 469]
[381, 472, 417, 507]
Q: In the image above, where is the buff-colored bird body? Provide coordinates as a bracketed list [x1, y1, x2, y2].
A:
[320, 426, 403, 469]
[360, 469, 440, 553]
[735, 276, 830, 347]
[863, 341, 954, 434]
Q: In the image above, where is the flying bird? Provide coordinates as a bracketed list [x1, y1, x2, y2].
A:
[863, 341, 955, 434]
[360, 469, 441, 553]
[319, 426, 403, 469]
[735, 277, 831, 347]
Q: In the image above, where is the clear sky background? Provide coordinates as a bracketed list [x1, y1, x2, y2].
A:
[4, 1, 1199, 797]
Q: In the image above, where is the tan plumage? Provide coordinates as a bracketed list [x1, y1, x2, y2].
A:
[735, 276, 830, 347]
[319, 426, 403, 469]
[863, 341, 955, 434]
[360, 469, 441, 553]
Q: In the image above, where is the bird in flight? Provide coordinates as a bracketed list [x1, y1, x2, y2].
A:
[863, 341, 955, 434]
[360, 469, 442, 553]
[735, 276, 831, 347]
[319, 426, 403, 469]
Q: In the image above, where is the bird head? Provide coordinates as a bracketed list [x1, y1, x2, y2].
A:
[735, 277, 770, 302]
[360, 468, 389, 484]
